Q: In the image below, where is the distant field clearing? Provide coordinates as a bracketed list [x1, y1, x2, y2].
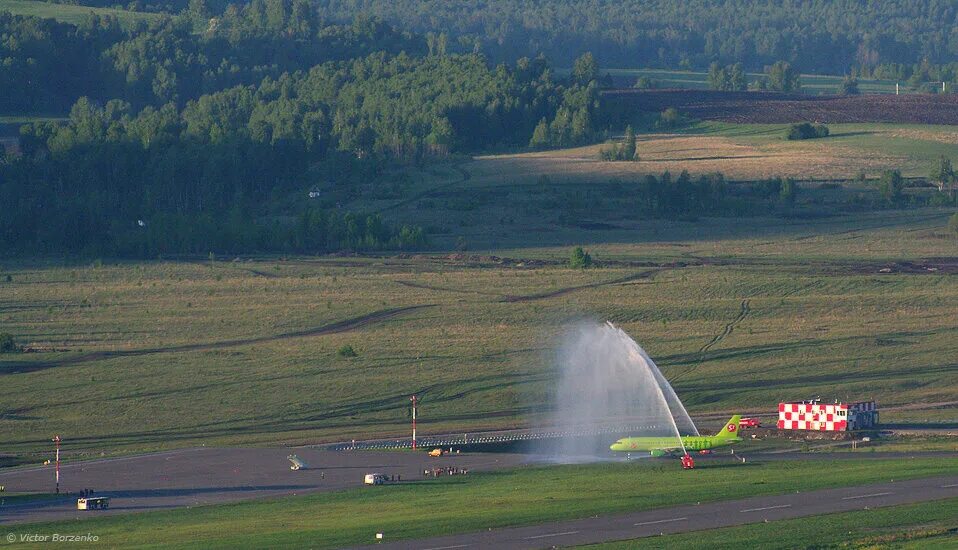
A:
[473, 123, 958, 183]
[474, 134, 896, 182]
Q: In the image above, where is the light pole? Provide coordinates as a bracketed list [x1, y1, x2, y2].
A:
[53, 435, 60, 494]
[410, 395, 417, 450]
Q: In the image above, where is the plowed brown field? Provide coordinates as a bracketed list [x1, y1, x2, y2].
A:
[603, 90, 958, 124]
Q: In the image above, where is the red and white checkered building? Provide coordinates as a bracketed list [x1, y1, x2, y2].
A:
[777, 400, 878, 431]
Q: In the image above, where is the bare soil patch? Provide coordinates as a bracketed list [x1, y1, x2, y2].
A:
[604, 89, 958, 124]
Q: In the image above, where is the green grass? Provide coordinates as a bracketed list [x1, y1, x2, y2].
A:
[7, 458, 956, 549]
[584, 497, 958, 549]
[601, 67, 907, 95]
[0, 0, 160, 28]
[0, 493, 61, 505]
[1, 210, 956, 463]
[685, 120, 958, 164]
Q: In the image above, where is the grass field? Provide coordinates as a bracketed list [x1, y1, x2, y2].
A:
[1, 209, 956, 463]
[470, 122, 958, 185]
[6, 458, 956, 548]
[0, 0, 159, 27]
[599, 68, 909, 95]
[586, 496, 958, 549]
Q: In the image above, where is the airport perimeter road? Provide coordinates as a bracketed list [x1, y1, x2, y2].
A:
[362, 475, 958, 550]
[0, 448, 525, 525]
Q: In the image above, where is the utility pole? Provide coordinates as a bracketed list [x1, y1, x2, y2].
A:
[53, 435, 60, 494]
[410, 395, 417, 449]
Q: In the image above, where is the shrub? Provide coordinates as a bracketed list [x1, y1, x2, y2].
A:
[599, 125, 638, 161]
[0, 333, 19, 353]
[787, 122, 829, 140]
[337, 344, 357, 358]
[632, 76, 657, 89]
[839, 77, 860, 95]
[569, 247, 593, 269]
[877, 169, 905, 204]
[658, 107, 680, 129]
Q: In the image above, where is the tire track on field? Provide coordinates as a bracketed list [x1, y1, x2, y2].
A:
[499, 270, 660, 303]
[374, 161, 471, 214]
[0, 305, 434, 375]
[699, 298, 751, 353]
[394, 280, 502, 297]
[671, 298, 751, 382]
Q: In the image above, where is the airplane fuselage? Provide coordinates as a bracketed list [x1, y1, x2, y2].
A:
[610, 415, 744, 455]
[609, 434, 739, 453]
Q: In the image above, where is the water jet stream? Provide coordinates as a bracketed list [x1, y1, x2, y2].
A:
[540, 321, 698, 462]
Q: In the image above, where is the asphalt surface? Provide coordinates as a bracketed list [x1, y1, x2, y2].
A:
[0, 447, 525, 525]
[363, 475, 958, 549]
[1, 446, 955, 534]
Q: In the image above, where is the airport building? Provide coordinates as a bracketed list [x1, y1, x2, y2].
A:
[777, 400, 878, 431]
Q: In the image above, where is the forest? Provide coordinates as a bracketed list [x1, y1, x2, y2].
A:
[3, 0, 957, 256]
[0, 5, 599, 255]
[315, 0, 958, 74]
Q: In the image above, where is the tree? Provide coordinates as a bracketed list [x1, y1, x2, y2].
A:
[571, 108, 593, 142]
[188, 0, 211, 28]
[839, 76, 860, 95]
[729, 63, 747, 91]
[877, 169, 905, 204]
[529, 118, 550, 148]
[764, 61, 801, 92]
[572, 52, 598, 85]
[779, 177, 796, 205]
[0, 333, 18, 353]
[265, 0, 288, 32]
[623, 125, 636, 160]
[786, 122, 828, 140]
[929, 157, 955, 191]
[707, 62, 728, 90]
[708, 63, 747, 91]
[633, 76, 656, 89]
[569, 246, 592, 268]
[658, 107, 680, 129]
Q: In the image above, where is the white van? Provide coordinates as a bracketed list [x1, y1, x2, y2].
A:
[364, 473, 388, 485]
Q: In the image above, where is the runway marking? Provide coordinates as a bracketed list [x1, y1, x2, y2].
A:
[525, 531, 579, 540]
[422, 545, 469, 550]
[842, 492, 892, 500]
[941, 483, 958, 488]
[634, 517, 688, 526]
[740, 504, 791, 513]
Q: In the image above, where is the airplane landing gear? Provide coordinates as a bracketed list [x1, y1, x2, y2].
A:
[681, 453, 695, 469]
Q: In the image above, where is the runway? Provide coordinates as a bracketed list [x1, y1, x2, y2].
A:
[1, 447, 955, 530]
[0, 447, 525, 525]
[362, 475, 958, 549]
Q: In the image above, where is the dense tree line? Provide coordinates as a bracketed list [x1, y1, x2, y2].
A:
[1, 51, 592, 255]
[316, 0, 958, 74]
[0, 13, 123, 112]
[602, 171, 799, 219]
[0, 9, 423, 112]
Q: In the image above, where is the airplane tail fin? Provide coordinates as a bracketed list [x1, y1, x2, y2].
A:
[714, 415, 742, 441]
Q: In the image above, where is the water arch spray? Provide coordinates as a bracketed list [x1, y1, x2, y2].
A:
[541, 321, 698, 462]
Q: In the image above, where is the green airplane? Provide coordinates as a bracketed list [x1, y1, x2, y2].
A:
[610, 415, 743, 457]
